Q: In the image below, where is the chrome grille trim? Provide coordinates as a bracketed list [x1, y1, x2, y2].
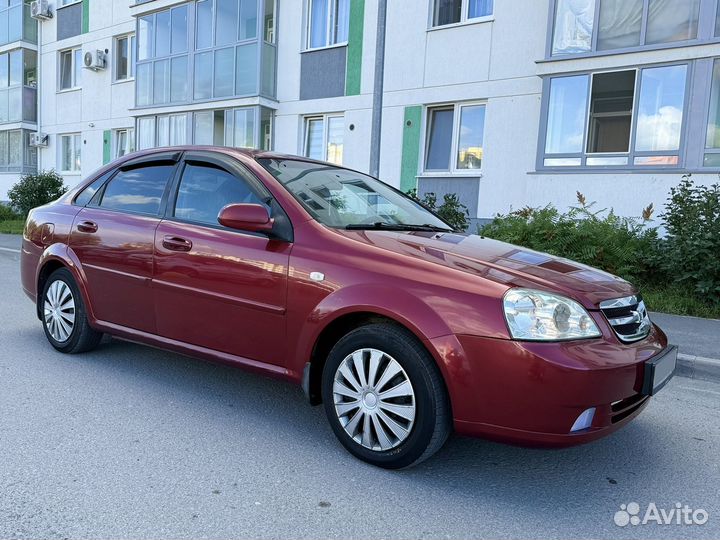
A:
[599, 295, 651, 343]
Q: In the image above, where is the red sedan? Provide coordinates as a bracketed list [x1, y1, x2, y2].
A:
[20, 147, 677, 469]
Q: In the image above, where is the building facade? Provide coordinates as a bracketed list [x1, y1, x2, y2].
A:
[2, 0, 720, 227]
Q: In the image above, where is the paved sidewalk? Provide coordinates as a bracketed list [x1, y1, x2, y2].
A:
[0, 232, 21, 251]
[651, 312, 719, 359]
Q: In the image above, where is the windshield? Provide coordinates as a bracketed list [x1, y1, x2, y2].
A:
[257, 158, 452, 231]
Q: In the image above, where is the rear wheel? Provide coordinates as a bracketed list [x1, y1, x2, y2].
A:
[41, 268, 102, 354]
[322, 323, 451, 469]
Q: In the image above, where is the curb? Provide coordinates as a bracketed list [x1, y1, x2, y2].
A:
[677, 353, 720, 384]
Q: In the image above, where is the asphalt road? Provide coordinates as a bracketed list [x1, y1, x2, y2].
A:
[1, 240, 719, 539]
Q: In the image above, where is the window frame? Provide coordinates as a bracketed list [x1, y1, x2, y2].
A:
[304, 0, 350, 51]
[58, 133, 82, 174]
[57, 47, 82, 92]
[427, 0, 495, 30]
[113, 33, 136, 82]
[702, 56, 720, 168]
[422, 101, 487, 175]
[113, 128, 136, 160]
[537, 61, 694, 172]
[58, 0, 82, 7]
[546, 0, 718, 60]
[303, 113, 344, 164]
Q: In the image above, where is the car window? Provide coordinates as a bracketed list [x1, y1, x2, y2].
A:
[73, 171, 112, 206]
[174, 163, 267, 226]
[99, 165, 175, 215]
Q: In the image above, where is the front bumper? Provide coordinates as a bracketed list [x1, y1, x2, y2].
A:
[427, 323, 672, 447]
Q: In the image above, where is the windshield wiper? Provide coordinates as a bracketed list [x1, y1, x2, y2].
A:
[345, 222, 453, 233]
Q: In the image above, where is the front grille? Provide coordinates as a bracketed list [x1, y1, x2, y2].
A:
[599, 294, 652, 343]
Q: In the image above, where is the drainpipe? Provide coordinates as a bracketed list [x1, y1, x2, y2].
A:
[36, 18, 42, 172]
[368, 0, 387, 178]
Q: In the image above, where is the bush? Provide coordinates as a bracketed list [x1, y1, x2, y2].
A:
[407, 189, 470, 231]
[8, 170, 67, 217]
[659, 175, 720, 304]
[479, 192, 661, 284]
[0, 203, 21, 221]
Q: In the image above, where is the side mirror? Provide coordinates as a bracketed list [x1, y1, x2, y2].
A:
[217, 203, 274, 233]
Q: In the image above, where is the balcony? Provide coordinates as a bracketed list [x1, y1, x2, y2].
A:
[0, 1, 38, 46]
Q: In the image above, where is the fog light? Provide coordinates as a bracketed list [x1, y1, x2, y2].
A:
[570, 407, 596, 432]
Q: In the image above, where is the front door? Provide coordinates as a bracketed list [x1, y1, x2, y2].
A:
[70, 161, 178, 333]
[153, 155, 291, 366]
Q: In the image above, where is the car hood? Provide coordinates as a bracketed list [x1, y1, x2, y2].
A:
[335, 229, 637, 309]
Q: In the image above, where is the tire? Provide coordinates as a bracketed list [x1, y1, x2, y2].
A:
[322, 323, 451, 469]
[41, 267, 102, 354]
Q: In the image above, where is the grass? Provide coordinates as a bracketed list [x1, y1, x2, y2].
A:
[641, 283, 720, 319]
[0, 220, 24, 234]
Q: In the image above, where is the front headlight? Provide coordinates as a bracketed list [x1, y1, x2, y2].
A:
[503, 288, 601, 341]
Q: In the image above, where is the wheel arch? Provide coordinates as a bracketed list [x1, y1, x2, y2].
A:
[35, 245, 94, 322]
[302, 304, 454, 413]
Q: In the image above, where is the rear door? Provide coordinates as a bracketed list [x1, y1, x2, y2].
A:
[70, 155, 179, 333]
[153, 153, 291, 366]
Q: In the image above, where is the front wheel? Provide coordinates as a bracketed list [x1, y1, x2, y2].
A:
[41, 268, 102, 354]
[322, 323, 451, 469]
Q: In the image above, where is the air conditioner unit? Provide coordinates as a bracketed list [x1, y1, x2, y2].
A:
[30, 133, 49, 147]
[30, 0, 52, 20]
[83, 50, 106, 71]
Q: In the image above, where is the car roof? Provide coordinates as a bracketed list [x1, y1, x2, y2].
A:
[122, 145, 333, 167]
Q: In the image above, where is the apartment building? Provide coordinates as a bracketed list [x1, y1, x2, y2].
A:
[3, 0, 720, 228]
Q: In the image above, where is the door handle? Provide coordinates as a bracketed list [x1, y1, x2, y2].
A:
[77, 220, 98, 233]
[162, 235, 193, 252]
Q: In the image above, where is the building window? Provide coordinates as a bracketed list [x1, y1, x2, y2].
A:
[0, 49, 37, 124]
[431, 0, 493, 27]
[1, 0, 37, 47]
[114, 34, 136, 81]
[306, 0, 350, 49]
[705, 59, 720, 167]
[304, 115, 344, 164]
[541, 64, 688, 168]
[424, 103, 485, 172]
[113, 128, 135, 159]
[136, 4, 189, 106]
[58, 0, 81, 5]
[138, 106, 270, 150]
[0, 129, 35, 172]
[59, 48, 82, 90]
[552, 0, 702, 56]
[59, 133, 81, 173]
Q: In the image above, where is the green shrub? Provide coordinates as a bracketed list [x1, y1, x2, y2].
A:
[479, 192, 661, 284]
[659, 175, 720, 304]
[8, 170, 67, 217]
[407, 189, 470, 231]
[0, 203, 21, 221]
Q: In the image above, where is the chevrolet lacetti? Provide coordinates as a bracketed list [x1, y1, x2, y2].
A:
[20, 147, 677, 469]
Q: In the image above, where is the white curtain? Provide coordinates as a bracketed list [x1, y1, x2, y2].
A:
[552, 0, 595, 55]
[137, 117, 155, 150]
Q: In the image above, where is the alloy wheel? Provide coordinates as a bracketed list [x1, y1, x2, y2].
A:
[44, 280, 76, 343]
[332, 348, 416, 451]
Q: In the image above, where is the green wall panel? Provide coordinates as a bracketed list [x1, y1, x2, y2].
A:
[103, 130, 111, 165]
[82, 0, 89, 33]
[345, 0, 365, 96]
[400, 106, 422, 192]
